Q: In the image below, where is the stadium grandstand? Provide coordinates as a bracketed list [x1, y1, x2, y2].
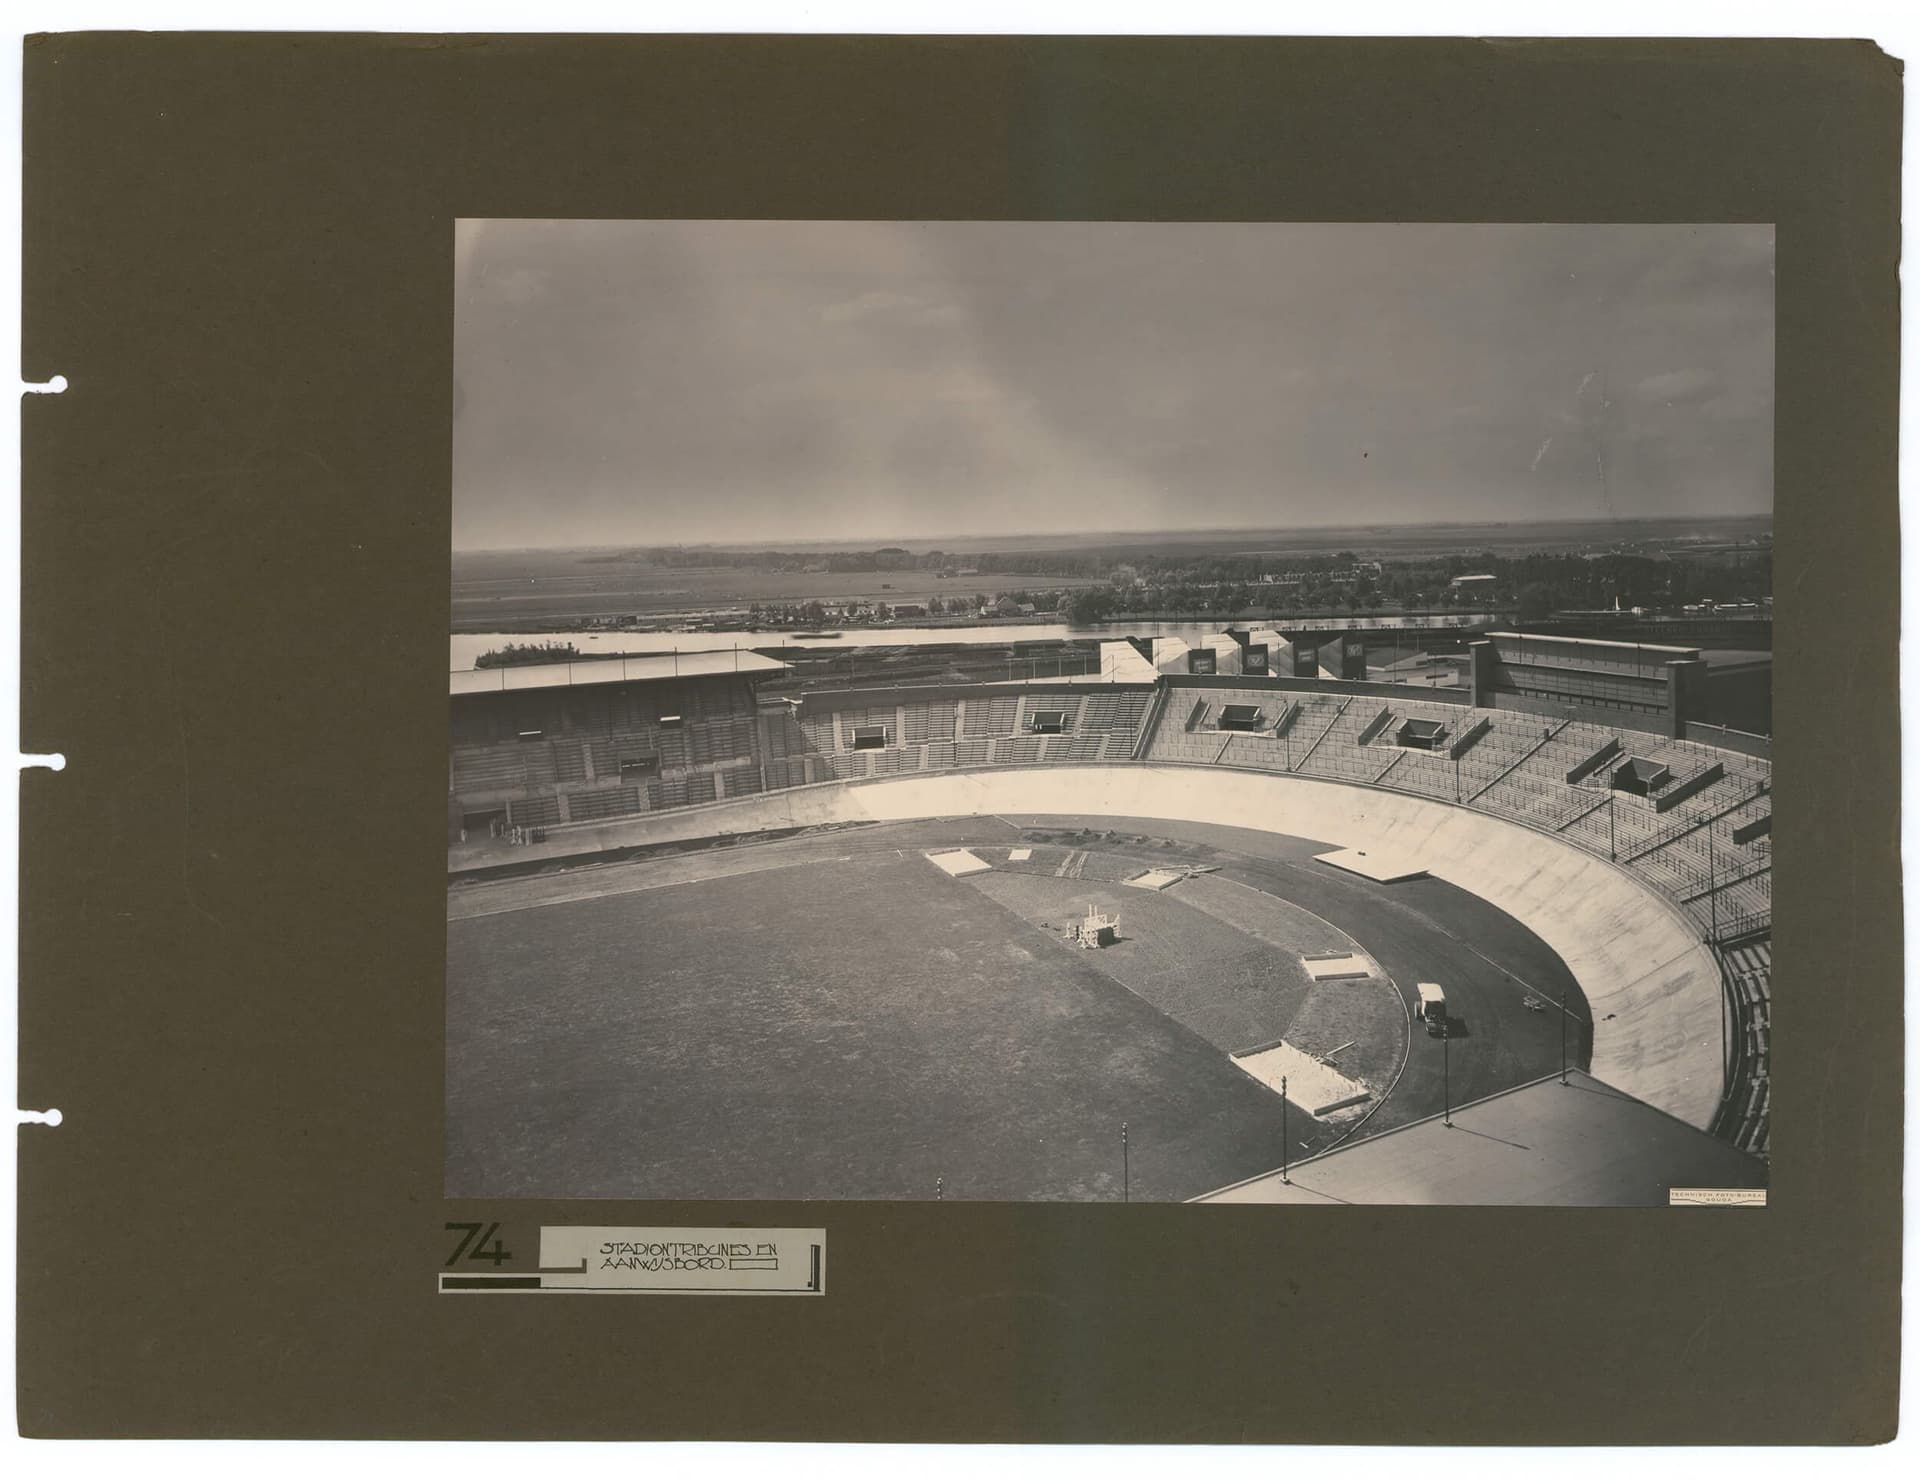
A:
[449, 650, 785, 838]
[449, 627, 1772, 1175]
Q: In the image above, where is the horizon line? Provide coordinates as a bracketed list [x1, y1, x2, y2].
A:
[452, 509, 1774, 556]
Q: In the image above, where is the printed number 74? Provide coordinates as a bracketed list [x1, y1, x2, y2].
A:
[444, 1221, 513, 1267]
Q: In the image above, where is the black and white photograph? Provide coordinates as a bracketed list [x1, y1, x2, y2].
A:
[18, 19, 1908, 1449]
[445, 218, 1775, 1206]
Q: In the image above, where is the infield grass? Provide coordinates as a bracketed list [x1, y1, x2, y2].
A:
[447, 851, 1296, 1200]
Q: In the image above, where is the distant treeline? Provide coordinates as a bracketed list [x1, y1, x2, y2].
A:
[579, 542, 1770, 625]
[475, 641, 582, 668]
[1059, 550, 1771, 625]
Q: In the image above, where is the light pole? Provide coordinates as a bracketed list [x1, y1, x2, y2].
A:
[1708, 816, 1719, 941]
[1559, 991, 1569, 1085]
[1442, 1019, 1453, 1127]
[1280, 1076, 1290, 1184]
[1121, 1122, 1130, 1203]
[1608, 791, 1617, 861]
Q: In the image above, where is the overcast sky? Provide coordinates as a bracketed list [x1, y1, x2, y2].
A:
[452, 220, 1773, 550]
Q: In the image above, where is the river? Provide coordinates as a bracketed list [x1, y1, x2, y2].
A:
[448, 621, 1242, 673]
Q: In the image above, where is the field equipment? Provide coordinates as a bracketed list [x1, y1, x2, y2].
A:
[1416, 982, 1448, 1037]
[1071, 904, 1120, 949]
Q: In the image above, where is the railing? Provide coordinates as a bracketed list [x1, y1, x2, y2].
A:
[1627, 787, 1767, 862]
[1466, 719, 1566, 803]
[1684, 722, 1773, 759]
[1132, 682, 1172, 760]
[1708, 909, 1774, 947]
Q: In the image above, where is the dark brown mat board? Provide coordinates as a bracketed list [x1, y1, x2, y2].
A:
[17, 34, 1901, 1440]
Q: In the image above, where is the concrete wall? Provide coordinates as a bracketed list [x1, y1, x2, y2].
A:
[480, 763, 1725, 1130]
[1170, 673, 1475, 705]
[791, 679, 1155, 714]
[1700, 661, 1773, 737]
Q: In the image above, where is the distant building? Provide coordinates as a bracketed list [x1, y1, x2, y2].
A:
[1450, 573, 1498, 589]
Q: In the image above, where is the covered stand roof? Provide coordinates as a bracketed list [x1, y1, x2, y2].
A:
[450, 650, 791, 697]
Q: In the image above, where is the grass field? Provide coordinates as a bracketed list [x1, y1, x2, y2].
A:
[447, 851, 1298, 1201]
[967, 871, 1327, 1056]
[964, 865, 1407, 1156]
[447, 812, 1588, 1198]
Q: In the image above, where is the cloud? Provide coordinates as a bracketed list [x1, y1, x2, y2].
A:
[1636, 368, 1720, 402]
[453, 221, 1774, 547]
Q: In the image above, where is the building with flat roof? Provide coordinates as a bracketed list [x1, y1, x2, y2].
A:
[1470, 631, 1713, 736]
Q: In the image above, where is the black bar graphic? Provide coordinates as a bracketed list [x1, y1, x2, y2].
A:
[441, 1275, 543, 1290]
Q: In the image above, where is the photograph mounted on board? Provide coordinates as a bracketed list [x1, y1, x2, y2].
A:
[446, 220, 1774, 1206]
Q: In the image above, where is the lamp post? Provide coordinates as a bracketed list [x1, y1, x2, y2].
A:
[1121, 1122, 1130, 1203]
[1708, 815, 1719, 942]
[1281, 1076, 1290, 1185]
[1559, 991, 1569, 1085]
[1442, 1019, 1453, 1127]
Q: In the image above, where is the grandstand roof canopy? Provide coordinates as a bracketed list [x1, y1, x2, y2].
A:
[451, 650, 791, 696]
[1698, 649, 1774, 671]
[1490, 630, 1701, 658]
[1278, 612, 1502, 633]
[1097, 642, 1163, 682]
[1198, 1070, 1766, 1206]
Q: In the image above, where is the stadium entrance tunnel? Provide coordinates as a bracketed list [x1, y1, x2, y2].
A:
[457, 764, 1726, 1131]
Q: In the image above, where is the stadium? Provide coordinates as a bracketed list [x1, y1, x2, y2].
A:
[446, 624, 1772, 1206]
